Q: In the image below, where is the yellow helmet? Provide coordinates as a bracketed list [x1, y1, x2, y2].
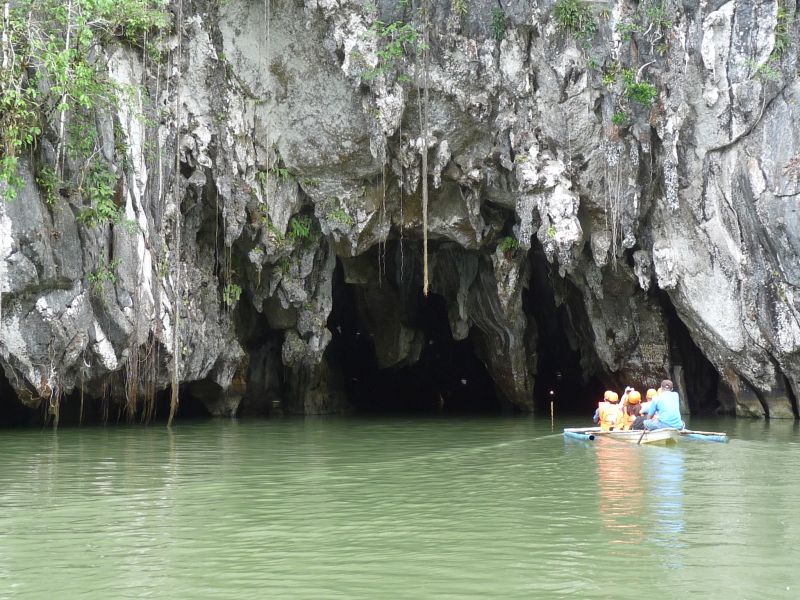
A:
[627, 390, 642, 404]
[646, 388, 658, 400]
[603, 391, 620, 403]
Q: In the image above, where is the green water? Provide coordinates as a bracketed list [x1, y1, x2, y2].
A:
[1, 416, 798, 599]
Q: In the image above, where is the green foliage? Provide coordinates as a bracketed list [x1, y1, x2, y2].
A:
[611, 111, 628, 126]
[744, 58, 782, 82]
[222, 283, 242, 307]
[36, 166, 61, 205]
[362, 20, 421, 81]
[490, 8, 506, 41]
[553, 0, 597, 38]
[611, 1, 673, 49]
[772, 5, 793, 58]
[270, 165, 293, 182]
[77, 164, 121, 226]
[288, 215, 312, 241]
[498, 236, 519, 253]
[0, 0, 169, 202]
[621, 69, 658, 105]
[451, 0, 468, 15]
[327, 207, 354, 227]
[643, 2, 673, 30]
[547, 225, 557, 238]
[615, 21, 642, 42]
[88, 258, 121, 293]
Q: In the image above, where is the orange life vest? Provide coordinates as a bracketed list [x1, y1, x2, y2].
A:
[598, 401, 622, 431]
[619, 409, 636, 431]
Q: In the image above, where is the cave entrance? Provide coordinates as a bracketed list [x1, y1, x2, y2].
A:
[659, 291, 720, 415]
[327, 252, 502, 414]
[0, 368, 39, 427]
[525, 248, 605, 416]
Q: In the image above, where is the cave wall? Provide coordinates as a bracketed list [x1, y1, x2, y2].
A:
[1, 0, 799, 421]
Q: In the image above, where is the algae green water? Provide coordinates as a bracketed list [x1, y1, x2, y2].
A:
[1, 417, 798, 599]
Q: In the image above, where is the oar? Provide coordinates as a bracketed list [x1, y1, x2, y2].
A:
[637, 428, 647, 445]
[680, 429, 727, 436]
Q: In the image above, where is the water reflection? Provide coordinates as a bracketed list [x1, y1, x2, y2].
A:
[644, 447, 686, 571]
[594, 440, 646, 544]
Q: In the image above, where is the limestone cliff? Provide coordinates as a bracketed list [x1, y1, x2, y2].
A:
[1, 0, 798, 422]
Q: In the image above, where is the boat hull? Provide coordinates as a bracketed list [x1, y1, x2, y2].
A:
[563, 427, 728, 444]
[563, 427, 680, 445]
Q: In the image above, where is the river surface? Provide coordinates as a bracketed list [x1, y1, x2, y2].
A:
[1, 416, 798, 599]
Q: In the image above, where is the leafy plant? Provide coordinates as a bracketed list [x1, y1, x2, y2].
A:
[490, 8, 506, 41]
[88, 258, 121, 293]
[615, 21, 642, 42]
[1, 0, 169, 202]
[772, 6, 792, 58]
[547, 225, 557, 238]
[77, 163, 121, 227]
[288, 215, 312, 240]
[270, 165, 293, 182]
[36, 166, 61, 205]
[611, 111, 628, 126]
[499, 236, 520, 253]
[362, 20, 421, 80]
[327, 207, 354, 227]
[452, 0, 468, 15]
[553, 0, 597, 38]
[621, 69, 658, 105]
[222, 283, 242, 307]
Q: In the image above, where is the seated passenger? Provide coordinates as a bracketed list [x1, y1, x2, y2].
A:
[620, 390, 642, 430]
[593, 390, 622, 431]
[643, 379, 685, 430]
[635, 388, 659, 428]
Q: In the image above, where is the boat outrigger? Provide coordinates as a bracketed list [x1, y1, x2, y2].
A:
[563, 427, 728, 444]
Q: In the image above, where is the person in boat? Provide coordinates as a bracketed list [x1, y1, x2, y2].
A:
[632, 388, 658, 430]
[593, 390, 622, 431]
[619, 390, 642, 431]
[643, 379, 685, 430]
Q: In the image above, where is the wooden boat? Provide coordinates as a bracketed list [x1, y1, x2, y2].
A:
[564, 427, 680, 445]
[563, 427, 728, 444]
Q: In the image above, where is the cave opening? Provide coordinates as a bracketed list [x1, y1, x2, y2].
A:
[327, 250, 502, 414]
[0, 368, 39, 427]
[658, 291, 720, 415]
[525, 247, 606, 416]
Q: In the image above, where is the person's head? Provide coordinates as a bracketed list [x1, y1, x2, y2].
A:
[660, 379, 674, 392]
[627, 390, 642, 405]
[646, 388, 658, 400]
[603, 390, 619, 403]
[626, 403, 641, 416]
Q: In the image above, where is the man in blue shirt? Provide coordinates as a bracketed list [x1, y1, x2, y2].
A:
[643, 379, 685, 430]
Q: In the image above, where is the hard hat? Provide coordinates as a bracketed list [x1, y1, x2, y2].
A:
[605, 391, 619, 403]
[646, 388, 657, 400]
[627, 390, 642, 404]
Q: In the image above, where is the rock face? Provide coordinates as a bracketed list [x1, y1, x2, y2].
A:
[1, 0, 799, 421]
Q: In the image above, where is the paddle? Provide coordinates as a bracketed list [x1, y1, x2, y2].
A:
[637, 428, 647, 445]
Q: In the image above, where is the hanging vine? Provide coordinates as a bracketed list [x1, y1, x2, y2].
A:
[167, 0, 184, 428]
[415, 0, 431, 296]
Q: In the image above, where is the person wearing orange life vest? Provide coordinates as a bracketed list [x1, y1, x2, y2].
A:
[631, 388, 658, 430]
[619, 390, 642, 430]
[593, 390, 622, 431]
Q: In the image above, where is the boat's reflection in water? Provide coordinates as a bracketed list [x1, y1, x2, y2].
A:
[595, 440, 686, 549]
[645, 447, 687, 570]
